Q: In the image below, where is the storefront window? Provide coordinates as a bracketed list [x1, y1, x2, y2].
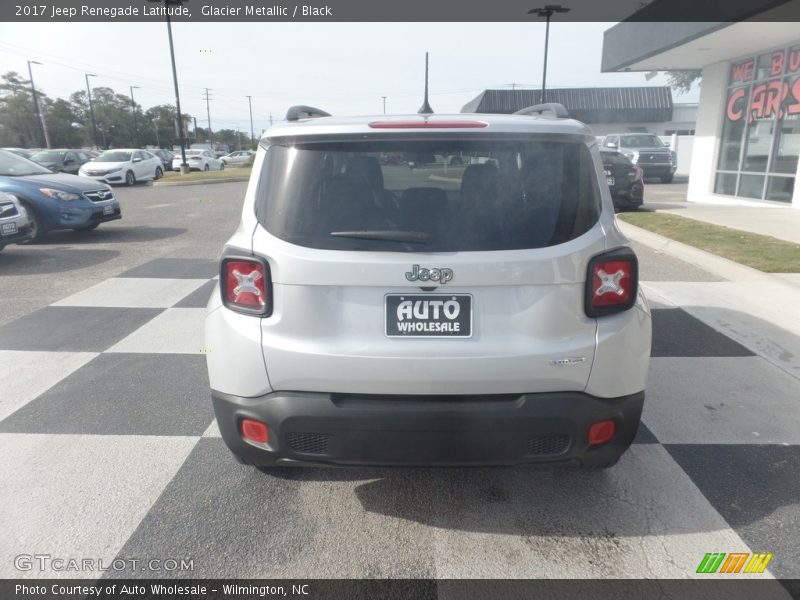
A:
[715, 43, 800, 203]
[771, 113, 800, 174]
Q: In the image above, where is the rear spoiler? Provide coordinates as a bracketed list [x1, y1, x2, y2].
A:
[286, 105, 331, 122]
[513, 103, 569, 118]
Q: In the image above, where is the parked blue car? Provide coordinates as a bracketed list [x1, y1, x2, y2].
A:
[0, 149, 121, 241]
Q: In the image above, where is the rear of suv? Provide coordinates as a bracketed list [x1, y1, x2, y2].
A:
[206, 104, 652, 470]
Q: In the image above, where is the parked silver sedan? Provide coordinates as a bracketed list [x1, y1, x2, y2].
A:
[0, 192, 34, 251]
[220, 150, 255, 167]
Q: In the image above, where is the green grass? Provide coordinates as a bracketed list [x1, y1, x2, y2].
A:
[161, 166, 252, 182]
[618, 211, 800, 273]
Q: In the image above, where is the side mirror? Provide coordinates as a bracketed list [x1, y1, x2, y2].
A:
[132, 157, 142, 163]
[605, 142, 617, 149]
[64, 159, 75, 165]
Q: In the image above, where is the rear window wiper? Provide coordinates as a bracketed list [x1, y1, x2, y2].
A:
[330, 230, 431, 244]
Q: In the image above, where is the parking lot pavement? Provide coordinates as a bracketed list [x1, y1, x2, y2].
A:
[0, 182, 798, 582]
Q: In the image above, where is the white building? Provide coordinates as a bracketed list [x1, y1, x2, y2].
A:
[603, 10, 800, 207]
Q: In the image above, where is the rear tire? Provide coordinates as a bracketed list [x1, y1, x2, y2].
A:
[660, 173, 674, 183]
[220, 163, 225, 171]
[204, 164, 210, 172]
[154, 167, 163, 180]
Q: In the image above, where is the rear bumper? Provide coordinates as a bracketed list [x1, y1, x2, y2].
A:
[211, 389, 644, 468]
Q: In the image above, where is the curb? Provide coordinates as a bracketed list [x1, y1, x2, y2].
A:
[617, 220, 779, 283]
[154, 176, 249, 187]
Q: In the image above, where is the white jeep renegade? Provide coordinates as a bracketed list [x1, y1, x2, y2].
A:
[205, 104, 652, 470]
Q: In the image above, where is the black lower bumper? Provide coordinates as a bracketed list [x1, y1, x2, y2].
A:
[211, 390, 645, 468]
[0, 223, 34, 246]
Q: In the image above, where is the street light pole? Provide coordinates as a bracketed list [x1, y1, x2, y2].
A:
[528, 4, 570, 104]
[382, 96, 387, 114]
[27, 60, 50, 148]
[85, 73, 99, 150]
[130, 85, 140, 147]
[246, 95, 255, 150]
[158, 0, 189, 174]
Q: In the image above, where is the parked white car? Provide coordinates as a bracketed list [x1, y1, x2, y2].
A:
[78, 149, 163, 186]
[221, 150, 255, 167]
[172, 149, 224, 172]
[205, 104, 652, 473]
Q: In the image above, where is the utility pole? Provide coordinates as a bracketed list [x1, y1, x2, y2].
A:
[204, 88, 213, 146]
[246, 95, 255, 149]
[193, 116, 198, 143]
[269, 112, 273, 127]
[162, 1, 189, 173]
[528, 4, 570, 104]
[27, 60, 50, 148]
[381, 96, 387, 114]
[85, 73, 99, 150]
[129, 85, 140, 147]
[154, 116, 160, 147]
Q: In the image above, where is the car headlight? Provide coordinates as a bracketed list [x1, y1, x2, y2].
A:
[39, 188, 81, 201]
[106, 167, 122, 174]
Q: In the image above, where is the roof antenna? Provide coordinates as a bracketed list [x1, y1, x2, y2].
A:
[418, 52, 434, 114]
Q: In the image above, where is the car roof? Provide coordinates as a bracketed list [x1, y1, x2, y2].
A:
[262, 113, 594, 141]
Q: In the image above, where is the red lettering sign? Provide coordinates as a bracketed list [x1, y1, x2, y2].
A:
[788, 77, 800, 116]
[731, 59, 754, 83]
[788, 48, 800, 74]
[726, 88, 746, 121]
[770, 50, 785, 76]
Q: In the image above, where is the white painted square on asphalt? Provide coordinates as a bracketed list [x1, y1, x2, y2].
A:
[0, 433, 198, 578]
[52, 278, 208, 308]
[0, 351, 98, 422]
[643, 357, 800, 445]
[431, 445, 763, 579]
[202, 420, 221, 437]
[107, 308, 206, 354]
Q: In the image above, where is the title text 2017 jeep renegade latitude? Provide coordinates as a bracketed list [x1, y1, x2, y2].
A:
[206, 105, 652, 470]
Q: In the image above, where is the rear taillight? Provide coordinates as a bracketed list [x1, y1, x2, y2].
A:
[584, 248, 638, 318]
[241, 418, 269, 444]
[220, 256, 272, 316]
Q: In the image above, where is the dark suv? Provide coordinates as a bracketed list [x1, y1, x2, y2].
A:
[29, 149, 92, 175]
[601, 134, 676, 183]
[601, 148, 644, 211]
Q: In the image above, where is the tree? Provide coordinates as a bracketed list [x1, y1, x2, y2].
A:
[0, 71, 43, 147]
[42, 98, 83, 148]
[666, 70, 702, 94]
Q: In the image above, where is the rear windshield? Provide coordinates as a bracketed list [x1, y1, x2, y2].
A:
[254, 138, 601, 252]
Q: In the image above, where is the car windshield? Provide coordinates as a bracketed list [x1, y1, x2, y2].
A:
[96, 151, 131, 162]
[31, 150, 67, 162]
[0, 149, 54, 176]
[620, 135, 665, 148]
[254, 137, 601, 252]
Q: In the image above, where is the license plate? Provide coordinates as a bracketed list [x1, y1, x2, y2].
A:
[385, 294, 472, 338]
[102, 205, 114, 215]
[607, 176, 615, 186]
[1, 222, 18, 235]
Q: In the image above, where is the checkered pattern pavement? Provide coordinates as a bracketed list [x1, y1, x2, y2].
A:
[1, 257, 798, 580]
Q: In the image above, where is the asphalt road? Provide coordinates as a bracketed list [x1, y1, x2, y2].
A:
[1, 179, 798, 585]
[0, 181, 240, 327]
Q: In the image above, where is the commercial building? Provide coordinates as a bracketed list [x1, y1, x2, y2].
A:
[462, 87, 696, 137]
[602, 4, 800, 207]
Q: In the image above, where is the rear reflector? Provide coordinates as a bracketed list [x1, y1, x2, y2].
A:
[585, 248, 638, 318]
[368, 120, 488, 129]
[220, 257, 272, 316]
[241, 419, 269, 444]
[588, 420, 615, 446]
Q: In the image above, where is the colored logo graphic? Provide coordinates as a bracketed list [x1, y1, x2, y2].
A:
[696, 552, 773, 574]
